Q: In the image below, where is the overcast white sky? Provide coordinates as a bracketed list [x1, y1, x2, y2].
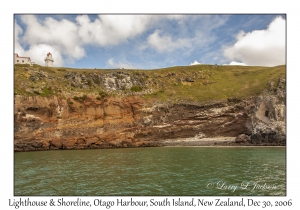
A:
[14, 14, 286, 69]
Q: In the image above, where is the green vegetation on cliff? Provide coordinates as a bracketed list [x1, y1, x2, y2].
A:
[14, 64, 286, 103]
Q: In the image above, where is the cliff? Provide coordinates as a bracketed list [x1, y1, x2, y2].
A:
[14, 64, 286, 151]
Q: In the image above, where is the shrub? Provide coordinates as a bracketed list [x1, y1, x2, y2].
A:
[116, 75, 125, 80]
[94, 78, 100, 85]
[131, 86, 142, 92]
[276, 125, 283, 132]
[87, 79, 92, 86]
[73, 95, 87, 101]
[99, 90, 108, 97]
[82, 94, 87, 100]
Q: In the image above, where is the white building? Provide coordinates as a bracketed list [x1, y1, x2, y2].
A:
[14, 53, 34, 66]
[44, 52, 54, 67]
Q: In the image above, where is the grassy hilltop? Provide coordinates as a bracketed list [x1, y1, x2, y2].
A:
[14, 64, 286, 103]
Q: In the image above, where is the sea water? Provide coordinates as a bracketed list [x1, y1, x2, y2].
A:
[14, 147, 286, 196]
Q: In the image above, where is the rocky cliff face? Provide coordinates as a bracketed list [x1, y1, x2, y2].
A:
[248, 76, 286, 145]
[14, 76, 286, 151]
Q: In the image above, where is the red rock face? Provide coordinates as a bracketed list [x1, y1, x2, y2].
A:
[14, 95, 147, 151]
[14, 92, 286, 152]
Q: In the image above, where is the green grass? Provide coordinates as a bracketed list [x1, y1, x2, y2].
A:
[14, 64, 286, 103]
[143, 65, 285, 102]
[40, 86, 53, 96]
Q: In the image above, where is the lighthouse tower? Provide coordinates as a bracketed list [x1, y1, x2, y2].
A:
[44, 52, 54, 67]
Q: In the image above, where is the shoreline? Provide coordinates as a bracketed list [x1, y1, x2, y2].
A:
[162, 145, 286, 148]
[158, 136, 285, 147]
[14, 145, 286, 153]
[14, 136, 286, 152]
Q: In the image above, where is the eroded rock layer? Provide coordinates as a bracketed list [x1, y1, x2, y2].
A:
[14, 76, 286, 151]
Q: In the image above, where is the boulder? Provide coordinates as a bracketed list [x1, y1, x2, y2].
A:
[185, 77, 194, 82]
[235, 134, 250, 143]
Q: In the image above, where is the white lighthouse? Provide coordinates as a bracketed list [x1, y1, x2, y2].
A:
[44, 52, 54, 67]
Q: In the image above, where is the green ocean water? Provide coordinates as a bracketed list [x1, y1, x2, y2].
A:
[14, 147, 286, 196]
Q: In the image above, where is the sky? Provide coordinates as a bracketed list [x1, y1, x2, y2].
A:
[14, 14, 286, 69]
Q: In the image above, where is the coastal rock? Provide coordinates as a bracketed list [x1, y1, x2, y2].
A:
[248, 76, 286, 145]
[235, 134, 250, 143]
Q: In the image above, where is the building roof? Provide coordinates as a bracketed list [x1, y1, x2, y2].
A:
[15, 53, 31, 60]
